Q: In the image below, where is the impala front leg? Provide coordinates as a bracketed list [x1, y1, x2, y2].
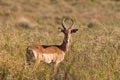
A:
[53, 62, 59, 73]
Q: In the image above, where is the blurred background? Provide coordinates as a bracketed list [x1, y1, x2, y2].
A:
[0, 0, 120, 80]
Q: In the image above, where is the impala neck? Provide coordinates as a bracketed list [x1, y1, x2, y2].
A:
[60, 36, 70, 52]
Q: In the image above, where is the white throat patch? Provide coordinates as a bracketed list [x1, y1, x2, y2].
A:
[67, 39, 70, 42]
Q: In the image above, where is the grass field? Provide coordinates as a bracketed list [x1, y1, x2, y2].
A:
[0, 0, 120, 80]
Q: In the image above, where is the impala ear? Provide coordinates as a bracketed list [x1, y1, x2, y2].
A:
[58, 27, 65, 33]
[71, 29, 78, 33]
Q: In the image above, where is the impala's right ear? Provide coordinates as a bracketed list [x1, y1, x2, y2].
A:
[58, 28, 64, 33]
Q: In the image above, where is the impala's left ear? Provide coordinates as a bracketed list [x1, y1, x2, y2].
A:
[71, 29, 78, 34]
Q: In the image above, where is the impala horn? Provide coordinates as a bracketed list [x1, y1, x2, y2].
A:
[62, 18, 67, 30]
[69, 19, 75, 29]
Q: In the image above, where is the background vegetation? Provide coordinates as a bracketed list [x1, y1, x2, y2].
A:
[0, 0, 120, 80]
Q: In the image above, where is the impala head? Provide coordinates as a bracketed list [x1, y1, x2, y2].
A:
[59, 18, 78, 43]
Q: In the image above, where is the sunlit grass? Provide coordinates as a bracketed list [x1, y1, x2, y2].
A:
[0, 0, 120, 80]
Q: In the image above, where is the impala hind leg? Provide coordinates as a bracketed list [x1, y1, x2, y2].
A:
[24, 57, 34, 70]
[33, 58, 41, 70]
[24, 60, 29, 69]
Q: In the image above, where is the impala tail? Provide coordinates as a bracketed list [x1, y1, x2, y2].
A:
[26, 47, 35, 66]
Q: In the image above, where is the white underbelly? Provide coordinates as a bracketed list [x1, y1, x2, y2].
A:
[42, 54, 55, 63]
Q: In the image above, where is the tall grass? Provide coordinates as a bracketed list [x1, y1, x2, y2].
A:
[0, 0, 120, 80]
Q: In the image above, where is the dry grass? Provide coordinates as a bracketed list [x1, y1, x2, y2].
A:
[0, 0, 120, 80]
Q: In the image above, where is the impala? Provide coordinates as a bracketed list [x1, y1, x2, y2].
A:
[26, 18, 78, 72]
